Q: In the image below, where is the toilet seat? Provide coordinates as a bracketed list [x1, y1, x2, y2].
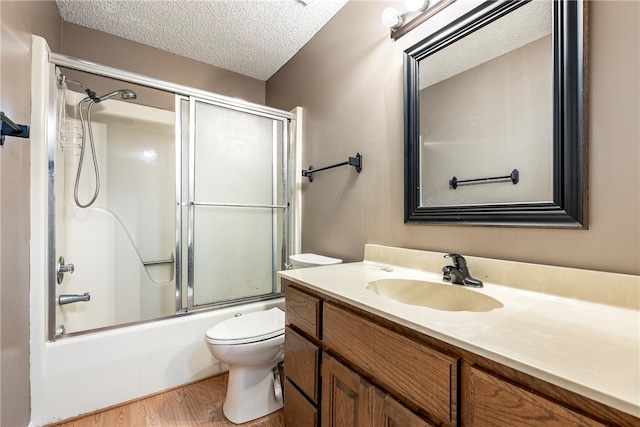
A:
[205, 307, 285, 345]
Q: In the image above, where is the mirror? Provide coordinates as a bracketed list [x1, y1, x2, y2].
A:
[404, 0, 587, 227]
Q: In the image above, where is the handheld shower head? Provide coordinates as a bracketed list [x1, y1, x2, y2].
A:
[97, 89, 137, 102]
[119, 89, 137, 100]
[70, 85, 137, 209]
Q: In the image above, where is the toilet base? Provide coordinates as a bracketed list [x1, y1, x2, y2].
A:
[223, 364, 283, 424]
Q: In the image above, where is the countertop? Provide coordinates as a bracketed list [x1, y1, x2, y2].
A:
[279, 249, 640, 418]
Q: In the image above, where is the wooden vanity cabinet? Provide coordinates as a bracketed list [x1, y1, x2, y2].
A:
[283, 280, 638, 427]
[284, 281, 450, 427]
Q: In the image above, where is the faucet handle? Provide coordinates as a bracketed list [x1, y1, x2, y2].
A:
[444, 253, 467, 268]
[442, 265, 453, 282]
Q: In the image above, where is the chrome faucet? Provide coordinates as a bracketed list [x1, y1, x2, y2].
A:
[442, 253, 483, 288]
[59, 292, 91, 305]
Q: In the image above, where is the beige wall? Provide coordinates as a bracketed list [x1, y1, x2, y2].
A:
[61, 22, 266, 105]
[266, 0, 640, 275]
[0, 2, 61, 425]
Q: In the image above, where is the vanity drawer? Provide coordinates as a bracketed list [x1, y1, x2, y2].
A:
[284, 326, 321, 403]
[285, 283, 322, 339]
[323, 303, 459, 427]
[284, 379, 318, 427]
[468, 367, 606, 427]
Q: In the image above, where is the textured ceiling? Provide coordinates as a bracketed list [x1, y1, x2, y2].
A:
[56, 0, 348, 81]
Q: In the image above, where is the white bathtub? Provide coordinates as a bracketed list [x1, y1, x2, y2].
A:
[30, 298, 284, 426]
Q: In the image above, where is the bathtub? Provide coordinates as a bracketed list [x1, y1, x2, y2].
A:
[30, 298, 284, 426]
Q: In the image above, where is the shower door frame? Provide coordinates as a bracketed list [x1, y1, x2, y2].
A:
[47, 52, 294, 341]
[183, 96, 290, 312]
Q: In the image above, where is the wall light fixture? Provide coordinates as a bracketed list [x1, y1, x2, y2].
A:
[382, 0, 457, 40]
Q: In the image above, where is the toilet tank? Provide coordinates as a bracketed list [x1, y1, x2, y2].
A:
[289, 253, 342, 269]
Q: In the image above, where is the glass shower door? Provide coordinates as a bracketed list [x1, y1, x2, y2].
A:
[187, 98, 288, 308]
[45, 54, 295, 341]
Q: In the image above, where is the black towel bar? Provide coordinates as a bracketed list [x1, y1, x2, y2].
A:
[302, 152, 362, 182]
[450, 169, 519, 190]
[1, 111, 30, 145]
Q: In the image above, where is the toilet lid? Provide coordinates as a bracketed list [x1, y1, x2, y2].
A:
[290, 253, 342, 266]
[205, 307, 285, 345]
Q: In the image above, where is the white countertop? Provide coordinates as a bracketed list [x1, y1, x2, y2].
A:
[279, 251, 640, 418]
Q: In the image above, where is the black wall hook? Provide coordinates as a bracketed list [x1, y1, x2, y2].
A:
[302, 152, 362, 182]
[1, 111, 30, 145]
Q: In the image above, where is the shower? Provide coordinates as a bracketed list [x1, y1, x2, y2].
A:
[46, 56, 294, 340]
[59, 73, 137, 208]
[30, 42, 299, 424]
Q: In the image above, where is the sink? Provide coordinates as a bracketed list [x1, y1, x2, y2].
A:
[366, 278, 503, 312]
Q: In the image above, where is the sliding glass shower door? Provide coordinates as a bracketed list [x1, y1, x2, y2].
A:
[182, 98, 289, 309]
[47, 54, 292, 340]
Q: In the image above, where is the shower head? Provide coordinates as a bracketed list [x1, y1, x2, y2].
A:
[97, 89, 137, 102]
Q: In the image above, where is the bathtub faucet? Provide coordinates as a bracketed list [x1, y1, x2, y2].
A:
[442, 253, 483, 288]
[59, 292, 91, 305]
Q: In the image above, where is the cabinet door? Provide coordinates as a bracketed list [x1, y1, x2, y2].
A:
[321, 354, 372, 427]
[382, 395, 434, 427]
[469, 367, 606, 427]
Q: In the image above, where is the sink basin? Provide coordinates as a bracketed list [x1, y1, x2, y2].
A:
[366, 278, 503, 312]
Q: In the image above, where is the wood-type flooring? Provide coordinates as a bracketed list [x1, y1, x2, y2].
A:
[50, 374, 284, 427]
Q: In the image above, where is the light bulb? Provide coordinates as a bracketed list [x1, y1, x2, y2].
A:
[404, 0, 428, 12]
[381, 7, 402, 28]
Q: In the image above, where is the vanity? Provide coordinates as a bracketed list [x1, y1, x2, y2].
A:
[279, 245, 640, 426]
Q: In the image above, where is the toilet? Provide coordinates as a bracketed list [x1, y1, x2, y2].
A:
[205, 307, 285, 424]
[203, 254, 341, 424]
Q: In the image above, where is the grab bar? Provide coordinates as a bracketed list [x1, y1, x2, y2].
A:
[190, 202, 287, 209]
[143, 253, 174, 266]
[449, 169, 519, 190]
[142, 259, 174, 266]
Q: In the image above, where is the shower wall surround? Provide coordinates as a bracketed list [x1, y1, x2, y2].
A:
[55, 89, 176, 333]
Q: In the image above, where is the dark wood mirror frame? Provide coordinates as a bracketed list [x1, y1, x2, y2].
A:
[404, 0, 587, 227]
